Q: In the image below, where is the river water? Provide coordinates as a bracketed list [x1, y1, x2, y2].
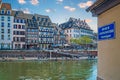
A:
[0, 60, 97, 80]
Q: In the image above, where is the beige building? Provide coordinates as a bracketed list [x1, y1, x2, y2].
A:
[87, 0, 120, 80]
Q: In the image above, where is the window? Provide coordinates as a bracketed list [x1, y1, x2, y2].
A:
[21, 37, 25, 42]
[14, 19, 17, 23]
[13, 37, 15, 41]
[18, 44, 20, 48]
[1, 35, 4, 40]
[17, 31, 19, 35]
[19, 19, 21, 23]
[21, 19, 23, 23]
[15, 44, 17, 47]
[1, 10, 4, 14]
[42, 18, 44, 21]
[7, 10, 11, 15]
[67, 30, 68, 33]
[17, 19, 19, 23]
[13, 31, 16, 35]
[14, 25, 17, 29]
[1, 29, 4, 33]
[1, 16, 4, 21]
[8, 23, 10, 27]
[17, 37, 19, 41]
[18, 25, 21, 29]
[8, 35, 10, 40]
[22, 25, 25, 29]
[8, 17, 10, 21]
[8, 29, 10, 33]
[21, 19, 25, 23]
[46, 18, 48, 22]
[1, 22, 4, 27]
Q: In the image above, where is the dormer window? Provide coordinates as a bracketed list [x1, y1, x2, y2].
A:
[7, 10, 11, 15]
[1, 10, 5, 14]
[14, 19, 17, 23]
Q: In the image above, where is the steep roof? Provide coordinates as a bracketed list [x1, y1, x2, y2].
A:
[23, 13, 34, 19]
[34, 14, 52, 22]
[0, 3, 11, 10]
[12, 10, 25, 18]
[87, 0, 120, 16]
[59, 17, 91, 30]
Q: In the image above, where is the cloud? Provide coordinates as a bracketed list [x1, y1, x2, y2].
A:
[64, 6, 76, 12]
[45, 9, 56, 13]
[56, 0, 63, 4]
[85, 19, 92, 23]
[30, 0, 39, 5]
[78, 1, 93, 8]
[13, 9, 18, 11]
[18, 0, 26, 4]
[22, 8, 31, 14]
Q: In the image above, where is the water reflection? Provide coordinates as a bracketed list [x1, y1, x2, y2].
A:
[0, 60, 97, 80]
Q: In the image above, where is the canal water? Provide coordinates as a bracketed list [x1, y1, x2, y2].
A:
[0, 60, 97, 80]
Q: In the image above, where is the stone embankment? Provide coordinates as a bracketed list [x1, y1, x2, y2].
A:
[0, 50, 97, 61]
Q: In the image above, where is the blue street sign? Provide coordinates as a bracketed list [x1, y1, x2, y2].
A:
[98, 22, 115, 41]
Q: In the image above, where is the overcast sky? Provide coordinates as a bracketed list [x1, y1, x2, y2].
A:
[2, 0, 97, 32]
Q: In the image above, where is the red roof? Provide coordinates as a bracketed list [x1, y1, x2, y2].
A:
[0, 3, 11, 10]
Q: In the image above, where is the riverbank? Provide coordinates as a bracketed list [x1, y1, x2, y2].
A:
[0, 56, 97, 62]
[0, 50, 97, 62]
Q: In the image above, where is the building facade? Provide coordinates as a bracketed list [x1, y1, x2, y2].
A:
[0, 1, 67, 50]
[12, 11, 26, 49]
[87, 0, 120, 80]
[0, 3, 13, 49]
[34, 14, 54, 49]
[53, 24, 67, 47]
[59, 17, 93, 44]
[24, 14, 39, 49]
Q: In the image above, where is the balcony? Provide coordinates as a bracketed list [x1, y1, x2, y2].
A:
[39, 29, 53, 33]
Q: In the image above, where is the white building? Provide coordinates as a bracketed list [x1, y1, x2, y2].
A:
[60, 18, 93, 44]
[0, 3, 13, 49]
[12, 11, 26, 49]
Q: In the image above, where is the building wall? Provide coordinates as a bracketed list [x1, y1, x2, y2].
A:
[26, 28, 38, 49]
[65, 28, 93, 44]
[39, 26, 54, 49]
[13, 19, 25, 49]
[80, 28, 93, 38]
[98, 4, 120, 80]
[65, 28, 72, 44]
[0, 15, 13, 49]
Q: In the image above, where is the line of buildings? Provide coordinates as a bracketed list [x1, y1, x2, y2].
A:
[0, 1, 97, 50]
[59, 17, 94, 44]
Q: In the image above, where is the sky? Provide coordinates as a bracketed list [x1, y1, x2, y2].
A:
[2, 0, 97, 32]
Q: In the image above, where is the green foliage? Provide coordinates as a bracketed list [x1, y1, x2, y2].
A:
[79, 36, 92, 45]
[70, 36, 92, 45]
[70, 38, 76, 44]
[70, 36, 93, 50]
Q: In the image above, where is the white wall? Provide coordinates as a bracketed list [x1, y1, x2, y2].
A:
[0, 15, 13, 49]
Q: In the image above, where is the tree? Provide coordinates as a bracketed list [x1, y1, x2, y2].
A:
[70, 36, 92, 50]
[79, 36, 92, 50]
[70, 38, 77, 44]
